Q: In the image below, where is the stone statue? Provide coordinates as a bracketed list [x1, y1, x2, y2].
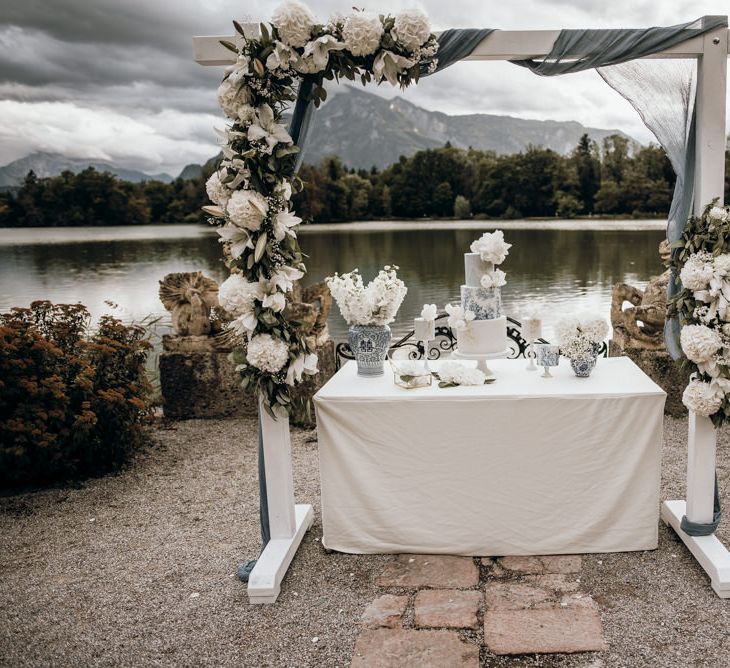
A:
[159, 271, 220, 337]
[610, 240, 670, 351]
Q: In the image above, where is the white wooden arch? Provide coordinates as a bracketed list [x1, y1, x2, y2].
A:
[194, 19, 730, 603]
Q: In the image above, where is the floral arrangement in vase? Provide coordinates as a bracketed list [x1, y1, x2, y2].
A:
[326, 266, 407, 376]
[668, 201, 730, 424]
[555, 314, 609, 377]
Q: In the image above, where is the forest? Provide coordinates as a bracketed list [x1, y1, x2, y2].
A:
[2, 134, 729, 227]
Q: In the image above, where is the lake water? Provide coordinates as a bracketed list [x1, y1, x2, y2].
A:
[0, 221, 666, 344]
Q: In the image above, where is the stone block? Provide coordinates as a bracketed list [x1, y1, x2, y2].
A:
[361, 594, 408, 629]
[498, 555, 581, 575]
[375, 555, 479, 589]
[351, 629, 479, 667]
[414, 590, 481, 629]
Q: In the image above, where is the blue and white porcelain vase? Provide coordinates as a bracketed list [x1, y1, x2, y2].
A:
[570, 355, 597, 378]
[349, 324, 391, 376]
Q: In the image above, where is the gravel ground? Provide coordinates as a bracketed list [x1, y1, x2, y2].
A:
[1, 415, 729, 668]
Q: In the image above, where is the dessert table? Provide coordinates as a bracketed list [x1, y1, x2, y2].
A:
[314, 357, 666, 555]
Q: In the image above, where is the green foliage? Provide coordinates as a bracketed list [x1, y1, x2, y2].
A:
[0, 301, 152, 488]
[453, 195, 472, 219]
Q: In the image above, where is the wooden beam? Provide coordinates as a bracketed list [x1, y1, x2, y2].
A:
[193, 27, 729, 66]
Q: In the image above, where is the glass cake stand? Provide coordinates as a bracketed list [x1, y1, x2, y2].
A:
[452, 348, 510, 378]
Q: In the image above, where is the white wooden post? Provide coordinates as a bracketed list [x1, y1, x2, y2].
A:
[247, 399, 314, 604]
[661, 23, 730, 598]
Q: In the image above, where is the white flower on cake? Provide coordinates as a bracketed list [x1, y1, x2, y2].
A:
[226, 189, 269, 231]
[326, 266, 408, 326]
[470, 230, 511, 265]
[420, 303, 438, 321]
[373, 50, 415, 86]
[206, 172, 231, 209]
[285, 352, 318, 385]
[679, 251, 714, 291]
[480, 269, 507, 289]
[682, 378, 724, 416]
[342, 11, 383, 56]
[445, 303, 475, 331]
[247, 104, 292, 154]
[246, 333, 290, 374]
[216, 223, 252, 259]
[393, 9, 431, 50]
[218, 274, 265, 333]
[680, 324, 723, 363]
[272, 210, 301, 241]
[709, 206, 729, 223]
[271, 0, 316, 48]
[435, 361, 488, 387]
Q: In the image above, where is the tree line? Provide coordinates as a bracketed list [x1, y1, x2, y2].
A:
[2, 134, 729, 227]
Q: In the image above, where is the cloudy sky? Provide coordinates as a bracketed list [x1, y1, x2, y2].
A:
[0, 0, 727, 176]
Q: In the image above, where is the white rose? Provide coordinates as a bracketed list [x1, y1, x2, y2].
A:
[682, 379, 724, 416]
[680, 324, 723, 363]
[271, 0, 315, 48]
[226, 190, 269, 231]
[342, 12, 384, 56]
[393, 9, 431, 50]
[420, 303, 438, 321]
[246, 333, 290, 374]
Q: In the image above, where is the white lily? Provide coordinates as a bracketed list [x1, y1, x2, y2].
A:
[247, 104, 292, 154]
[302, 34, 345, 69]
[217, 223, 253, 259]
[272, 210, 301, 241]
[373, 50, 414, 86]
[266, 41, 294, 70]
[275, 179, 293, 201]
[270, 265, 304, 292]
[263, 292, 287, 313]
[285, 352, 319, 386]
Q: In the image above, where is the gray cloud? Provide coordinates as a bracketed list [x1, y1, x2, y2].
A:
[0, 0, 728, 173]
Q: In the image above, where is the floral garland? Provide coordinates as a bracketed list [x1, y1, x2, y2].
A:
[669, 200, 730, 426]
[204, 1, 439, 418]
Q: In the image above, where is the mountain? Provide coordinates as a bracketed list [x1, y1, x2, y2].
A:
[0, 152, 173, 189]
[300, 86, 636, 169]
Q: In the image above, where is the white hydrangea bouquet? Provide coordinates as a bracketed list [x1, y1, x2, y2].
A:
[555, 315, 609, 360]
[669, 201, 730, 423]
[326, 266, 407, 326]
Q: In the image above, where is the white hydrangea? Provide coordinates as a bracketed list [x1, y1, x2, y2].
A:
[679, 251, 714, 291]
[205, 171, 230, 209]
[420, 303, 438, 321]
[445, 303, 475, 331]
[226, 189, 269, 231]
[470, 230, 511, 265]
[271, 0, 315, 48]
[342, 11, 383, 56]
[218, 274, 265, 333]
[682, 379, 723, 416]
[714, 253, 730, 276]
[709, 206, 729, 223]
[480, 269, 507, 289]
[393, 9, 431, 50]
[680, 324, 723, 363]
[246, 333, 290, 374]
[217, 67, 252, 119]
[437, 361, 486, 386]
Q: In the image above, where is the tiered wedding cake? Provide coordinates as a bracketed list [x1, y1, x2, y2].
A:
[452, 231, 511, 362]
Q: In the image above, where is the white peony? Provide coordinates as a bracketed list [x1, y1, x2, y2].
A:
[271, 0, 315, 48]
[226, 189, 269, 231]
[206, 171, 230, 209]
[470, 230, 511, 265]
[679, 251, 714, 291]
[709, 206, 729, 223]
[246, 333, 290, 374]
[420, 303, 438, 321]
[445, 303, 475, 331]
[218, 274, 265, 332]
[285, 352, 318, 385]
[393, 9, 431, 50]
[480, 269, 507, 289]
[247, 104, 292, 155]
[680, 324, 723, 363]
[437, 361, 486, 386]
[682, 379, 724, 416]
[272, 209, 301, 241]
[342, 12, 384, 56]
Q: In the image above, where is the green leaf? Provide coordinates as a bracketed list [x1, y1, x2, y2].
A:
[233, 20, 246, 36]
[483, 378, 496, 384]
[260, 22, 270, 43]
[219, 39, 239, 54]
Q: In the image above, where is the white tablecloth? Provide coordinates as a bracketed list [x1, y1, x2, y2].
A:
[314, 357, 666, 555]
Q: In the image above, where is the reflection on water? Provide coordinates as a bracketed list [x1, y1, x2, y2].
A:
[0, 223, 665, 343]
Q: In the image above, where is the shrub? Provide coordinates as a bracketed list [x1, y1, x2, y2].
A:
[453, 195, 472, 219]
[0, 301, 152, 488]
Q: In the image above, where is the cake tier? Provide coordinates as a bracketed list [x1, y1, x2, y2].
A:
[464, 252, 493, 287]
[461, 285, 501, 320]
[455, 316, 507, 355]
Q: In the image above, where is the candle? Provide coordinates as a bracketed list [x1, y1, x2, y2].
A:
[523, 315, 542, 342]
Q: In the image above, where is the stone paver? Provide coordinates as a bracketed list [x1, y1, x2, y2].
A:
[351, 629, 479, 667]
[523, 573, 581, 592]
[484, 582, 553, 610]
[498, 555, 582, 575]
[484, 607, 608, 655]
[414, 590, 481, 629]
[375, 555, 479, 589]
[361, 594, 409, 629]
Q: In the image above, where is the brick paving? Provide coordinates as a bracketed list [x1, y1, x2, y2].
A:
[352, 553, 608, 666]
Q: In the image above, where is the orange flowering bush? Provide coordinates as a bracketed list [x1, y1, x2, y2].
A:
[0, 301, 152, 487]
